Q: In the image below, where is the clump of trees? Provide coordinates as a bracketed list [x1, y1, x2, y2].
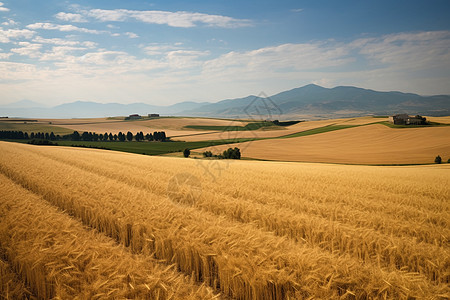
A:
[203, 147, 241, 159]
[222, 147, 241, 159]
[415, 115, 428, 125]
[203, 151, 213, 157]
[183, 148, 190, 158]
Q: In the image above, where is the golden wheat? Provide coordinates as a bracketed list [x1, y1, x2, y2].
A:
[27, 144, 448, 246]
[0, 141, 448, 299]
[0, 173, 219, 299]
[0, 255, 32, 299]
[197, 123, 450, 164]
[17, 143, 448, 281]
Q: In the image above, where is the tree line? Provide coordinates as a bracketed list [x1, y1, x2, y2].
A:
[0, 130, 167, 142]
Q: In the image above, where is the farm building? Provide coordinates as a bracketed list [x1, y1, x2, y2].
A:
[148, 113, 160, 117]
[389, 114, 426, 125]
[126, 114, 142, 120]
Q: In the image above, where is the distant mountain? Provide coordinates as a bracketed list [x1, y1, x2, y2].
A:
[0, 100, 208, 118]
[2, 99, 47, 109]
[1, 84, 449, 119]
[178, 84, 450, 119]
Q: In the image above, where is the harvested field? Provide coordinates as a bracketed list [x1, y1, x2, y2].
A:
[178, 117, 384, 141]
[178, 119, 341, 141]
[47, 117, 248, 136]
[333, 116, 388, 125]
[48, 121, 208, 137]
[140, 117, 248, 130]
[427, 116, 450, 124]
[0, 141, 448, 299]
[197, 124, 450, 164]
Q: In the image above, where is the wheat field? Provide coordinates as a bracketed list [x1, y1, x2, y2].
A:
[45, 117, 247, 137]
[197, 124, 450, 164]
[0, 141, 449, 299]
[178, 117, 384, 142]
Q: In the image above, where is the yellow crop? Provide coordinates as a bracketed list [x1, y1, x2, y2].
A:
[0, 173, 219, 299]
[0, 141, 448, 299]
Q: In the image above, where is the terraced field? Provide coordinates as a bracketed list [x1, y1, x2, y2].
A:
[0, 141, 448, 299]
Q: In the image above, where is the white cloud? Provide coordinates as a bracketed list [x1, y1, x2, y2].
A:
[26, 22, 103, 34]
[40, 46, 87, 61]
[82, 41, 98, 48]
[86, 9, 251, 28]
[202, 42, 352, 76]
[1, 30, 449, 105]
[11, 42, 42, 58]
[0, 2, 9, 12]
[354, 31, 450, 71]
[0, 27, 35, 43]
[166, 50, 210, 69]
[32, 36, 98, 49]
[35, 36, 79, 46]
[55, 12, 87, 23]
[0, 62, 38, 81]
[144, 44, 182, 55]
[125, 32, 138, 38]
[0, 51, 11, 59]
[2, 19, 18, 26]
[49, 50, 167, 77]
[291, 8, 303, 13]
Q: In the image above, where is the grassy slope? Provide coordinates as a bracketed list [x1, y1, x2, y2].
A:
[274, 124, 357, 139]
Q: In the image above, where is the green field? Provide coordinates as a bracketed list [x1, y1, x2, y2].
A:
[276, 124, 357, 139]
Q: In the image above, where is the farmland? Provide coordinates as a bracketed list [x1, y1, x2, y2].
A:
[198, 123, 450, 164]
[1, 116, 449, 164]
[0, 141, 449, 299]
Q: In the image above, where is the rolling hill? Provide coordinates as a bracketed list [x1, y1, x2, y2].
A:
[196, 123, 450, 164]
[2, 84, 449, 118]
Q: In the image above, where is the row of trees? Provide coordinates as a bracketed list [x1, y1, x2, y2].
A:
[0, 130, 167, 142]
[0, 130, 30, 139]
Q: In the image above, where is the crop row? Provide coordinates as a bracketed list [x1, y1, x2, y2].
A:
[0, 173, 219, 299]
[21, 144, 448, 274]
[24, 145, 449, 246]
[0, 142, 447, 299]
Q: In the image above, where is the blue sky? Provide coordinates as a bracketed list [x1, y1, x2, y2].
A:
[1, 0, 449, 106]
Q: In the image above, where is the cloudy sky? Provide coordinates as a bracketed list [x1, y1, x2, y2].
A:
[1, 0, 449, 106]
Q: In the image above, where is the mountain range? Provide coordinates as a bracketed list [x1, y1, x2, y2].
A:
[1, 84, 449, 119]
